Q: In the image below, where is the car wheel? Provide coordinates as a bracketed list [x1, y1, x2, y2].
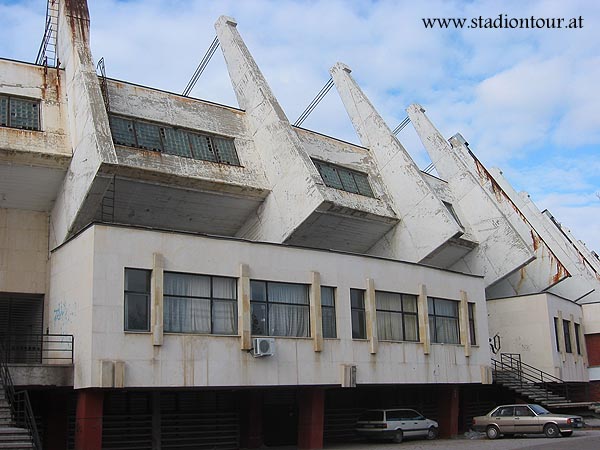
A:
[392, 430, 403, 443]
[560, 431, 573, 437]
[426, 426, 438, 440]
[486, 425, 500, 440]
[544, 423, 560, 438]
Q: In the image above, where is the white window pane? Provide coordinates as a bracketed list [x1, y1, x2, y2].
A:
[269, 304, 309, 337]
[377, 311, 403, 341]
[267, 282, 308, 305]
[213, 277, 236, 299]
[376, 291, 402, 311]
[212, 300, 237, 334]
[164, 296, 210, 333]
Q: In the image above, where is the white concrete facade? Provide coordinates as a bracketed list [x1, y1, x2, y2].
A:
[48, 224, 489, 390]
[487, 293, 587, 381]
[1, 0, 598, 397]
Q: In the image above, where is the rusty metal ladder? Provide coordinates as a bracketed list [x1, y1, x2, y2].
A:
[36, 0, 60, 67]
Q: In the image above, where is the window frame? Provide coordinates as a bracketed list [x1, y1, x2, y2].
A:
[163, 271, 238, 335]
[312, 159, 375, 198]
[563, 319, 572, 353]
[374, 290, 419, 342]
[108, 113, 240, 166]
[428, 297, 460, 344]
[250, 280, 310, 337]
[124, 268, 151, 332]
[574, 322, 582, 355]
[468, 302, 477, 345]
[0, 94, 41, 131]
[321, 286, 337, 339]
[350, 288, 367, 339]
[554, 317, 561, 352]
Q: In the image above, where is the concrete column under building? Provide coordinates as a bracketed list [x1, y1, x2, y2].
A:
[75, 389, 104, 450]
[43, 391, 70, 450]
[240, 390, 263, 449]
[297, 388, 325, 450]
[437, 385, 459, 438]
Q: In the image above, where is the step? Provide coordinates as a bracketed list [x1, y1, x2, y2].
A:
[0, 443, 33, 449]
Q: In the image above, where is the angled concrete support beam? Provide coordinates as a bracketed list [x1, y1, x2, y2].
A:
[330, 63, 461, 263]
[215, 16, 324, 243]
[50, 0, 117, 247]
[408, 105, 534, 286]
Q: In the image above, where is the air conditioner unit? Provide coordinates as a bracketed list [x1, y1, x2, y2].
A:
[252, 337, 275, 357]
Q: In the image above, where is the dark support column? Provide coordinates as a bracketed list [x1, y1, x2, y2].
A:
[75, 389, 104, 450]
[44, 391, 70, 450]
[297, 388, 324, 450]
[152, 392, 161, 450]
[240, 390, 263, 449]
[437, 385, 459, 438]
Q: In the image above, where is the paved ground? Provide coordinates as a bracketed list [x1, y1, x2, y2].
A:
[321, 430, 600, 450]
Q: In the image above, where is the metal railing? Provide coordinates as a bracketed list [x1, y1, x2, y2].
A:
[0, 334, 74, 365]
[0, 340, 42, 450]
[492, 353, 571, 403]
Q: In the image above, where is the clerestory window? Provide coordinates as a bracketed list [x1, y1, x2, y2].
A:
[0, 94, 40, 131]
[109, 114, 240, 165]
[313, 159, 374, 197]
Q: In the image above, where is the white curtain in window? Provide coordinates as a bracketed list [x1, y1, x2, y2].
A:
[212, 300, 237, 334]
[268, 283, 308, 304]
[377, 311, 403, 341]
[269, 304, 309, 336]
[404, 315, 419, 341]
[164, 296, 210, 333]
[434, 317, 459, 344]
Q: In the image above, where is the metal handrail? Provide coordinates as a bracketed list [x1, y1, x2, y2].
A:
[0, 333, 74, 364]
[0, 340, 42, 450]
[492, 354, 571, 402]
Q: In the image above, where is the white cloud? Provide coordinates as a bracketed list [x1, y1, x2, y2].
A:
[0, 0, 598, 251]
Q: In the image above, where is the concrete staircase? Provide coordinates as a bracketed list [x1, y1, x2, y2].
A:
[0, 391, 34, 449]
[494, 370, 572, 407]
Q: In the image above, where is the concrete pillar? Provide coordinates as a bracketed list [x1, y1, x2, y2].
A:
[437, 385, 459, 438]
[330, 63, 461, 263]
[240, 390, 263, 449]
[297, 388, 325, 450]
[418, 284, 430, 354]
[460, 290, 470, 357]
[310, 271, 323, 352]
[43, 391, 70, 450]
[238, 263, 252, 350]
[365, 278, 378, 354]
[75, 389, 104, 450]
[152, 253, 164, 346]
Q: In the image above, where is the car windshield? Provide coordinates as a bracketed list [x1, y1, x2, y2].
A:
[529, 404, 550, 415]
[358, 410, 384, 421]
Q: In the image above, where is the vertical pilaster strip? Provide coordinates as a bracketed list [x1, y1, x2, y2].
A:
[365, 278, 378, 354]
[460, 290, 470, 357]
[310, 271, 323, 352]
[557, 310, 566, 363]
[239, 263, 252, 350]
[418, 284, 430, 355]
[152, 253, 164, 346]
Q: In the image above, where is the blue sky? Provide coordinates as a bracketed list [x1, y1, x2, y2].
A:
[1, 0, 598, 252]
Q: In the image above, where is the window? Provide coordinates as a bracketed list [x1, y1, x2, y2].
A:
[109, 114, 240, 165]
[313, 159, 375, 197]
[563, 319, 572, 353]
[554, 317, 560, 352]
[164, 272, 237, 334]
[250, 281, 309, 337]
[428, 297, 459, 344]
[495, 406, 514, 417]
[468, 303, 476, 345]
[575, 323, 582, 355]
[375, 291, 418, 342]
[321, 286, 336, 338]
[443, 201, 463, 228]
[124, 268, 151, 331]
[0, 94, 40, 130]
[350, 289, 366, 339]
[514, 406, 534, 417]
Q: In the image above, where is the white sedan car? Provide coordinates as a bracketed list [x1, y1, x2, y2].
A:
[356, 408, 439, 443]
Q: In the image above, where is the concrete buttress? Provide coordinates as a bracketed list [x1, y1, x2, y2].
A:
[330, 63, 463, 263]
